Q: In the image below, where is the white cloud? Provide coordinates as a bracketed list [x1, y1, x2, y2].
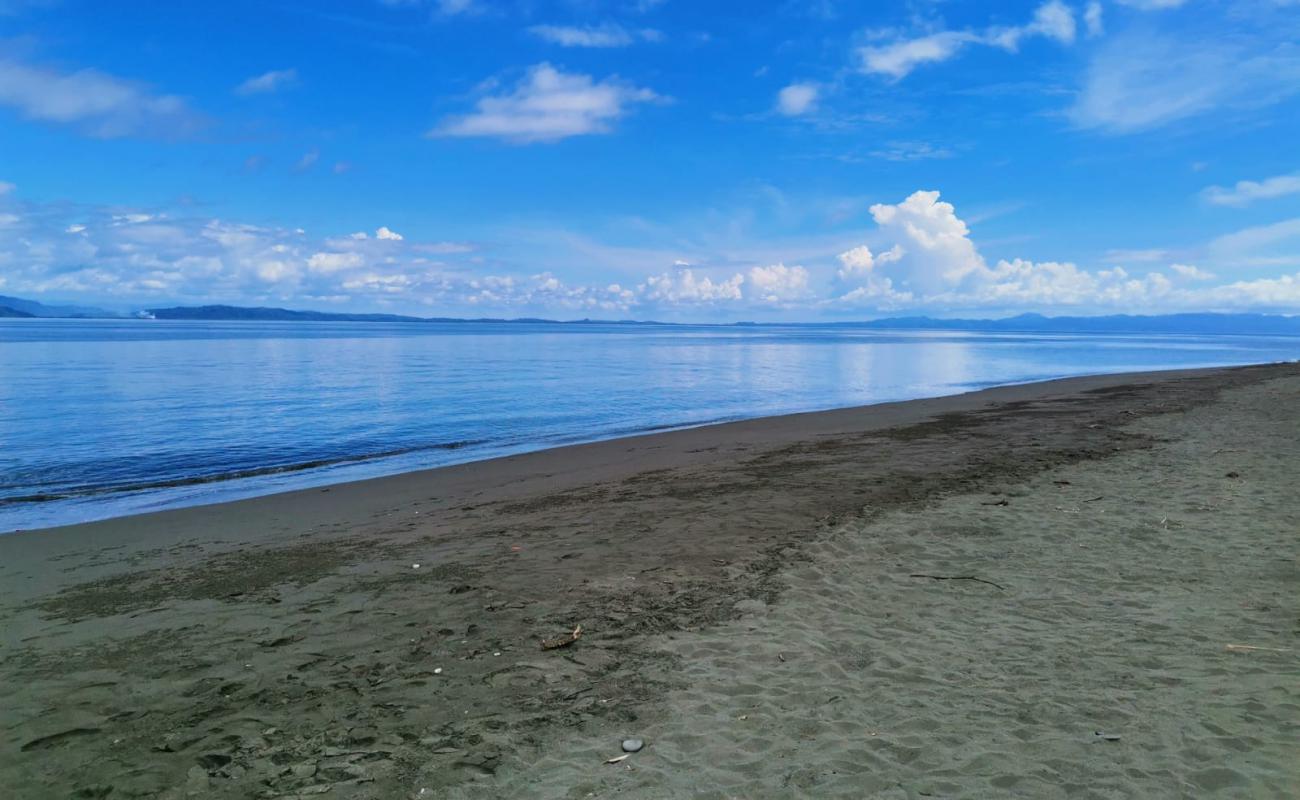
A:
[827, 190, 1300, 313]
[307, 251, 366, 274]
[747, 263, 811, 303]
[1084, 1, 1104, 36]
[1202, 172, 1300, 207]
[1071, 33, 1300, 133]
[376, 226, 404, 241]
[986, 0, 1076, 50]
[640, 268, 744, 304]
[858, 1, 1076, 79]
[836, 244, 902, 281]
[0, 57, 199, 138]
[235, 68, 298, 96]
[295, 150, 320, 171]
[0, 181, 13, 195]
[528, 23, 660, 47]
[430, 63, 662, 143]
[1170, 263, 1215, 281]
[868, 190, 984, 294]
[859, 32, 976, 80]
[776, 82, 819, 116]
[1208, 217, 1300, 258]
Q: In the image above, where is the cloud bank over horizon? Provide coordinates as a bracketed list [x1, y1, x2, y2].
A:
[3, 186, 1297, 319]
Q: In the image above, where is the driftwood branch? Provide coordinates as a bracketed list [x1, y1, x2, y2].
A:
[909, 574, 1006, 591]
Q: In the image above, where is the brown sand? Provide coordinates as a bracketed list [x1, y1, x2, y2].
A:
[1, 364, 1297, 799]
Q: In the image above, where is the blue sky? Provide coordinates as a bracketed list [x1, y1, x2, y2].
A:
[1, 0, 1298, 320]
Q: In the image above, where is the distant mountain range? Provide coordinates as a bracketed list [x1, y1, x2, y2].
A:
[0, 295, 119, 319]
[144, 305, 602, 324]
[0, 295, 1297, 334]
[846, 312, 1300, 336]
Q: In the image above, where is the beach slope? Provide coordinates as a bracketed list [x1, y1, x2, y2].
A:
[1, 363, 1296, 798]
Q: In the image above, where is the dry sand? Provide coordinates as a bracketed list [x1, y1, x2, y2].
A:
[1, 363, 1296, 799]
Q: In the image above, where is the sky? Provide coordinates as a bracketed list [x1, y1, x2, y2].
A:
[1, 0, 1298, 321]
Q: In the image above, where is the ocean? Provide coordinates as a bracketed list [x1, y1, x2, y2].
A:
[3, 318, 1298, 532]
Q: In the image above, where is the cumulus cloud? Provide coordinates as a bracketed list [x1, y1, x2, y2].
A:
[0, 57, 200, 138]
[430, 63, 662, 143]
[1170, 263, 1215, 281]
[747, 263, 811, 303]
[859, 1, 1076, 79]
[376, 226, 404, 241]
[528, 23, 661, 47]
[1202, 171, 1300, 207]
[829, 190, 1300, 313]
[776, 82, 819, 116]
[836, 244, 902, 280]
[867, 191, 983, 294]
[234, 68, 298, 96]
[640, 268, 744, 304]
[0, 180, 13, 195]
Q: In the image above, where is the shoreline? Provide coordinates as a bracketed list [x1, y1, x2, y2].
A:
[1, 362, 1287, 540]
[2, 361, 1297, 798]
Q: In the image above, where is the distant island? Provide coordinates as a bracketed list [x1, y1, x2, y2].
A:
[1, 294, 1298, 335]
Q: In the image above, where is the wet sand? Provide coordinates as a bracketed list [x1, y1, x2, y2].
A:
[1, 363, 1297, 798]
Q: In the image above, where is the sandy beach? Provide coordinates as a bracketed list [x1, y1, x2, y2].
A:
[1, 363, 1297, 799]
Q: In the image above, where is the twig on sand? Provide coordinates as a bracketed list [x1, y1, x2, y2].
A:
[1083, 495, 1105, 502]
[605, 754, 630, 764]
[540, 625, 583, 651]
[909, 574, 1006, 591]
[980, 498, 1009, 506]
[1225, 644, 1290, 653]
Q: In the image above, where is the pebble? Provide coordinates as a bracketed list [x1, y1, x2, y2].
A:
[621, 738, 644, 753]
[433, 667, 443, 675]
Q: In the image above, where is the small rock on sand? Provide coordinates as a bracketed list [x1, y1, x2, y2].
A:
[622, 738, 644, 753]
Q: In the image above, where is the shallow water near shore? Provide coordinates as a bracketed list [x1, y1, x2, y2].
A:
[3, 318, 1299, 530]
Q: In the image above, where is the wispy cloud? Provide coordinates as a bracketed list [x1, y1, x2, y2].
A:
[1203, 171, 1300, 207]
[528, 23, 661, 48]
[1070, 32, 1300, 133]
[0, 57, 201, 138]
[429, 63, 663, 144]
[1115, 0, 1188, 9]
[234, 68, 298, 96]
[1084, 1, 1103, 36]
[294, 150, 320, 172]
[858, 1, 1076, 80]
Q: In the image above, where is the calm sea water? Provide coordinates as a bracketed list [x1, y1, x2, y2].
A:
[3, 319, 1298, 531]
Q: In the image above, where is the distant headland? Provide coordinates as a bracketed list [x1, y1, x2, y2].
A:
[2, 294, 1298, 335]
